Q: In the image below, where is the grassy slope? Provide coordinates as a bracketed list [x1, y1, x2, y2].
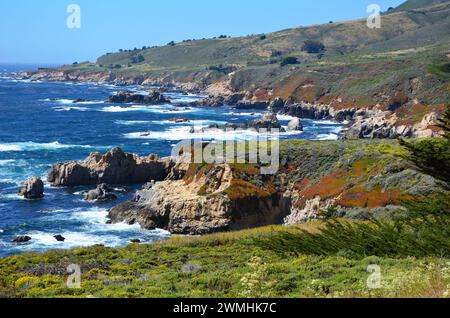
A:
[1, 224, 449, 298]
[389, 0, 449, 12]
[0, 224, 450, 297]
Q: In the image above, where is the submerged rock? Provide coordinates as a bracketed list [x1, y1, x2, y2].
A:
[18, 177, 44, 200]
[84, 184, 118, 202]
[54, 235, 66, 242]
[48, 148, 173, 187]
[12, 236, 32, 243]
[168, 116, 190, 123]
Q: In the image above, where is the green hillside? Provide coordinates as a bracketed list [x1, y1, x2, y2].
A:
[27, 0, 450, 118]
[96, 1, 450, 71]
[390, 0, 449, 12]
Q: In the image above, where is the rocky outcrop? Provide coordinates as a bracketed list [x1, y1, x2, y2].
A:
[235, 101, 270, 110]
[189, 113, 284, 134]
[343, 110, 441, 139]
[186, 96, 225, 107]
[249, 113, 283, 130]
[54, 235, 66, 242]
[12, 236, 32, 243]
[84, 184, 118, 202]
[108, 164, 288, 235]
[284, 195, 337, 225]
[18, 177, 44, 200]
[168, 116, 190, 123]
[287, 118, 303, 131]
[48, 148, 173, 187]
[107, 91, 169, 104]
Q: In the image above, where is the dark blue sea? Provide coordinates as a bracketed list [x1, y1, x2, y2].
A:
[0, 64, 342, 256]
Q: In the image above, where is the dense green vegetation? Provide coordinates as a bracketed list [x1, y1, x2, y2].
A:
[1, 224, 449, 298]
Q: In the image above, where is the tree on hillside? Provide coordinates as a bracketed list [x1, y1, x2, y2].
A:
[280, 57, 300, 67]
[301, 40, 326, 54]
[130, 54, 145, 64]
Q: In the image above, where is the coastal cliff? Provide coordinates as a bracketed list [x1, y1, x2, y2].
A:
[50, 139, 447, 235]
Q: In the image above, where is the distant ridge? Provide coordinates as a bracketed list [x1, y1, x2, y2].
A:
[389, 0, 450, 12]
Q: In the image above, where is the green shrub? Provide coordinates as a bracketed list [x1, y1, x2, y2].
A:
[301, 40, 325, 54]
[280, 57, 300, 67]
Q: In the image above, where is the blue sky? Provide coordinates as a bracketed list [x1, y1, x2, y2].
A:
[0, 0, 405, 64]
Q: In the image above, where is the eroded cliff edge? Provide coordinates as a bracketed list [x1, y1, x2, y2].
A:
[46, 140, 447, 235]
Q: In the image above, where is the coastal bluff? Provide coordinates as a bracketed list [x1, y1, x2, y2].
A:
[48, 147, 173, 186]
[45, 140, 447, 235]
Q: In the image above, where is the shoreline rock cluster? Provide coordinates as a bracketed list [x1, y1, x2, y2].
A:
[15, 138, 447, 238]
[106, 91, 169, 105]
[48, 147, 173, 187]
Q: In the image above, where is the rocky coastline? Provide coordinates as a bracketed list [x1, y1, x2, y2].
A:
[16, 139, 446, 240]
[18, 68, 444, 140]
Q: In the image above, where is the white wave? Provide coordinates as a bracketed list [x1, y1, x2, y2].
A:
[225, 112, 261, 117]
[114, 120, 152, 125]
[101, 105, 199, 114]
[145, 119, 227, 126]
[317, 133, 340, 140]
[0, 159, 15, 166]
[42, 98, 104, 105]
[10, 207, 171, 251]
[76, 100, 104, 105]
[0, 141, 93, 152]
[125, 126, 300, 142]
[53, 106, 90, 112]
[311, 119, 340, 125]
[277, 114, 297, 121]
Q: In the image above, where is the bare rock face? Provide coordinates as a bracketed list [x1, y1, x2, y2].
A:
[249, 113, 282, 130]
[108, 164, 288, 235]
[18, 177, 44, 199]
[48, 148, 173, 187]
[84, 184, 118, 202]
[235, 101, 270, 110]
[343, 110, 441, 139]
[106, 91, 169, 104]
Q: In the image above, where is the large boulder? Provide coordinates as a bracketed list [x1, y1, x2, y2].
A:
[287, 118, 303, 131]
[18, 177, 44, 199]
[12, 236, 32, 243]
[107, 91, 169, 105]
[84, 184, 118, 202]
[48, 148, 173, 187]
[249, 113, 282, 130]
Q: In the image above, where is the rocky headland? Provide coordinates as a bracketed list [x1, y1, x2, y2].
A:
[48, 147, 173, 186]
[42, 140, 447, 236]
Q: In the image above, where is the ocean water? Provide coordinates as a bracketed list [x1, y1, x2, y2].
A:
[0, 65, 343, 256]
